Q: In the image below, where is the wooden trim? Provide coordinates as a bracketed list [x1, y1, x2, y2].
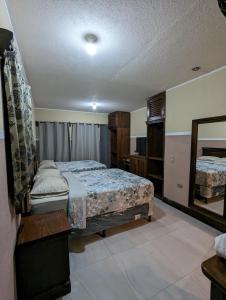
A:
[189, 115, 226, 219]
[202, 147, 226, 158]
[163, 197, 226, 232]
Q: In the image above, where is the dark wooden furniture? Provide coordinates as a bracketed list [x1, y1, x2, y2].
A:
[130, 155, 147, 177]
[147, 91, 165, 123]
[16, 210, 71, 300]
[202, 255, 226, 300]
[147, 92, 166, 198]
[108, 111, 130, 168]
[189, 115, 226, 232]
[202, 147, 226, 158]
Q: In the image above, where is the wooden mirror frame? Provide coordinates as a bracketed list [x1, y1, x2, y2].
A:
[189, 115, 226, 223]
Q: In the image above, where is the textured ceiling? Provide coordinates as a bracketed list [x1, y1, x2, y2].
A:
[6, 0, 226, 113]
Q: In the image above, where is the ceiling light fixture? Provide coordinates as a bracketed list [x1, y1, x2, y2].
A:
[84, 33, 98, 56]
[92, 102, 97, 110]
[192, 66, 201, 72]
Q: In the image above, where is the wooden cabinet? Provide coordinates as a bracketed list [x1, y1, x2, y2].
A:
[147, 92, 166, 123]
[202, 255, 226, 300]
[16, 210, 71, 300]
[147, 92, 166, 198]
[130, 155, 147, 177]
[108, 111, 130, 129]
[108, 112, 130, 168]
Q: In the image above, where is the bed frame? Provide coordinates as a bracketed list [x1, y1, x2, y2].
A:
[70, 203, 151, 237]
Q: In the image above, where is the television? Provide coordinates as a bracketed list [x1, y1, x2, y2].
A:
[136, 137, 146, 156]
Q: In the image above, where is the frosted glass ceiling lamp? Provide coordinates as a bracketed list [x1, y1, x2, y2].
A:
[84, 33, 98, 56]
[92, 102, 97, 110]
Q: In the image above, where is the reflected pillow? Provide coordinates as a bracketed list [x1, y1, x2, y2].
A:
[34, 168, 60, 181]
[217, 157, 226, 164]
[39, 160, 57, 169]
[197, 156, 219, 162]
[31, 175, 69, 197]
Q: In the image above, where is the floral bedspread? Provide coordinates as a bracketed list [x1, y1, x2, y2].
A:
[196, 160, 226, 188]
[55, 160, 106, 173]
[63, 169, 154, 229]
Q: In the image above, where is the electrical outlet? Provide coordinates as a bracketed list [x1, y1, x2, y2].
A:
[170, 156, 175, 163]
[135, 214, 141, 220]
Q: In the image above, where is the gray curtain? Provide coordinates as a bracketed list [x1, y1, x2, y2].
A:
[71, 123, 100, 161]
[100, 125, 110, 167]
[3, 48, 36, 209]
[39, 122, 70, 161]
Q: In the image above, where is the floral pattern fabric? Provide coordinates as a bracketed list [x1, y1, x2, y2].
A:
[196, 184, 225, 199]
[56, 160, 106, 173]
[63, 169, 154, 229]
[196, 160, 226, 188]
[4, 49, 35, 209]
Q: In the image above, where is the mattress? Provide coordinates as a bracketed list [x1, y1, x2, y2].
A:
[31, 195, 68, 214]
[63, 169, 154, 229]
[55, 160, 107, 173]
[196, 160, 226, 188]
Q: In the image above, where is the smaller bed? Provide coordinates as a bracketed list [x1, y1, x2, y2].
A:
[55, 160, 106, 173]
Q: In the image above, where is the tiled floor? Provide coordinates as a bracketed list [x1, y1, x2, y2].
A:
[64, 198, 221, 300]
[195, 198, 224, 215]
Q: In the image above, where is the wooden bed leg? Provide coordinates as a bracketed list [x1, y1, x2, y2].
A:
[97, 230, 106, 238]
[147, 216, 151, 222]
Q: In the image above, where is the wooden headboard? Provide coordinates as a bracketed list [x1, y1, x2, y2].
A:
[202, 147, 226, 158]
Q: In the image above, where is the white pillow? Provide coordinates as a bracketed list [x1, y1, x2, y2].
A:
[34, 168, 60, 181]
[31, 175, 69, 196]
[39, 160, 57, 169]
[215, 234, 226, 259]
[197, 156, 219, 162]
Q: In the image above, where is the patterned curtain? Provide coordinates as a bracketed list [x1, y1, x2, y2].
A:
[3, 48, 35, 211]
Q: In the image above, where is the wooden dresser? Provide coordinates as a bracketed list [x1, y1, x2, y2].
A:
[108, 111, 130, 168]
[130, 155, 147, 177]
[16, 210, 71, 300]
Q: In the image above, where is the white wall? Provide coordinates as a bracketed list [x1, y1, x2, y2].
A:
[166, 66, 226, 133]
[130, 107, 147, 137]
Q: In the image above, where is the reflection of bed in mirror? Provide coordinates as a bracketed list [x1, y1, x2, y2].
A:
[195, 147, 226, 214]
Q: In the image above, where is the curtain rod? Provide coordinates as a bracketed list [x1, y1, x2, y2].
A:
[35, 121, 106, 126]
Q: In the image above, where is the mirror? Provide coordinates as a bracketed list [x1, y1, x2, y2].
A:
[190, 116, 226, 217]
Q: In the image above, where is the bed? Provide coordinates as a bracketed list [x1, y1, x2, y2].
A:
[55, 160, 106, 173]
[63, 168, 154, 236]
[31, 161, 154, 236]
[195, 148, 226, 202]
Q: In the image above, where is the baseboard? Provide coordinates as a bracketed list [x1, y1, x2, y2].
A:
[162, 197, 226, 232]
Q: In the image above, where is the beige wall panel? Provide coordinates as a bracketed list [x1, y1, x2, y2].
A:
[35, 108, 108, 124]
[166, 67, 226, 133]
[131, 107, 147, 137]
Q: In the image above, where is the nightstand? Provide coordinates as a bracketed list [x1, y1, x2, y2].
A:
[16, 210, 71, 300]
